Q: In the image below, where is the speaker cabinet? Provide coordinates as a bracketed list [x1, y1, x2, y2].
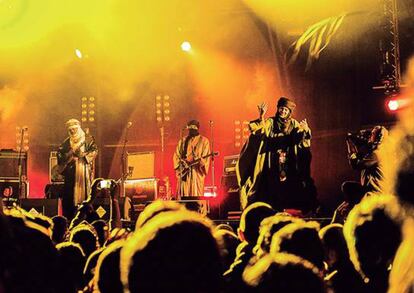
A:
[20, 199, 59, 217]
[223, 154, 239, 176]
[49, 151, 64, 183]
[126, 151, 154, 179]
[0, 150, 27, 179]
[0, 179, 28, 199]
[124, 178, 158, 203]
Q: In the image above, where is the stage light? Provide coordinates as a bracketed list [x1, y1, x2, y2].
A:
[16, 126, 29, 151]
[234, 120, 249, 148]
[75, 49, 83, 59]
[81, 96, 97, 126]
[387, 99, 399, 111]
[181, 41, 192, 52]
[386, 95, 411, 112]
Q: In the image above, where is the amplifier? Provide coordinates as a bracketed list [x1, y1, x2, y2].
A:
[126, 151, 155, 179]
[0, 150, 28, 179]
[220, 174, 239, 193]
[20, 199, 59, 217]
[0, 179, 28, 199]
[124, 178, 158, 203]
[223, 154, 239, 176]
[127, 198, 209, 223]
[49, 151, 64, 183]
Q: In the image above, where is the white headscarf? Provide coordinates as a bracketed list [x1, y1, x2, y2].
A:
[66, 119, 85, 150]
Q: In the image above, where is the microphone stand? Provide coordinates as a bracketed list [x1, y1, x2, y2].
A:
[120, 124, 131, 197]
[17, 128, 26, 200]
[209, 120, 216, 196]
[177, 127, 185, 200]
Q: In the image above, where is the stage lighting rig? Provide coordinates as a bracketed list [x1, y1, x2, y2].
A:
[234, 120, 249, 148]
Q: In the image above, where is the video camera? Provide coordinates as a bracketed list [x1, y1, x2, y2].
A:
[346, 129, 372, 147]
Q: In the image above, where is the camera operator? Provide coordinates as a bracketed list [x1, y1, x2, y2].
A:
[333, 126, 388, 222]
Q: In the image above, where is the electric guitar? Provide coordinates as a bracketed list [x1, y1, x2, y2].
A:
[176, 152, 219, 179]
[55, 142, 86, 175]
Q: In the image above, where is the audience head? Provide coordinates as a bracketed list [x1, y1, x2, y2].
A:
[52, 215, 68, 244]
[319, 223, 352, 270]
[105, 227, 129, 246]
[69, 223, 100, 258]
[95, 240, 125, 293]
[56, 242, 86, 291]
[91, 219, 109, 247]
[343, 195, 402, 283]
[135, 200, 184, 230]
[215, 223, 235, 233]
[270, 221, 324, 270]
[243, 253, 324, 293]
[121, 210, 223, 293]
[238, 202, 275, 244]
[213, 228, 239, 273]
[254, 213, 303, 258]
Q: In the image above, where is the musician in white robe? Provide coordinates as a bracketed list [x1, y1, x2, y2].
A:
[173, 120, 211, 197]
[57, 119, 98, 218]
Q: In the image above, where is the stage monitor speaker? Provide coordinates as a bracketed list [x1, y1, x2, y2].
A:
[49, 151, 64, 183]
[124, 178, 158, 203]
[126, 151, 154, 179]
[0, 150, 28, 179]
[20, 199, 58, 217]
[0, 179, 28, 199]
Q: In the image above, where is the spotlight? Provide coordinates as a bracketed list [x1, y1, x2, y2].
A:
[75, 49, 83, 59]
[386, 95, 410, 112]
[387, 99, 399, 111]
[181, 41, 192, 52]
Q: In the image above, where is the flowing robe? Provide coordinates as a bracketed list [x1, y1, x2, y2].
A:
[58, 134, 97, 218]
[173, 135, 211, 197]
[236, 117, 315, 211]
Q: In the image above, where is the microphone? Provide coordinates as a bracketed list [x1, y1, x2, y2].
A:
[127, 122, 133, 129]
[209, 120, 213, 126]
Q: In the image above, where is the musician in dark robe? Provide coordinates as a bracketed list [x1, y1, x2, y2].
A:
[236, 97, 317, 214]
[173, 120, 211, 197]
[58, 119, 98, 219]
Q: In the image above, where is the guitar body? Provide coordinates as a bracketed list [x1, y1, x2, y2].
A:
[56, 150, 76, 175]
[56, 140, 87, 175]
[176, 152, 219, 180]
